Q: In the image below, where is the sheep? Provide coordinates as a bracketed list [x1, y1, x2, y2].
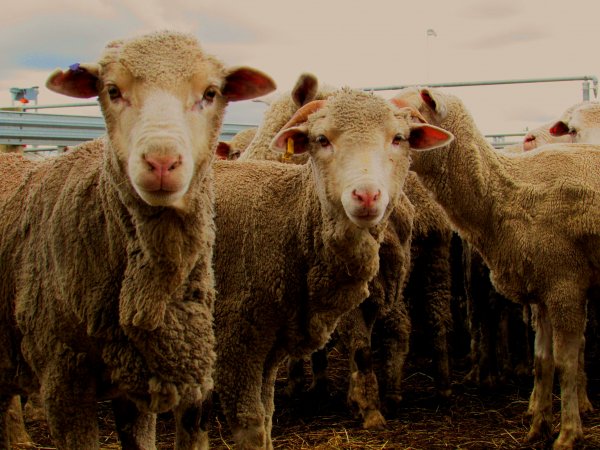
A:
[216, 127, 257, 160]
[468, 101, 600, 388]
[392, 86, 600, 450]
[501, 101, 593, 154]
[0, 30, 276, 449]
[549, 101, 600, 144]
[212, 88, 454, 449]
[465, 100, 600, 388]
[239, 73, 454, 429]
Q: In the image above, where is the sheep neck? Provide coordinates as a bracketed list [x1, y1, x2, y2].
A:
[410, 99, 518, 246]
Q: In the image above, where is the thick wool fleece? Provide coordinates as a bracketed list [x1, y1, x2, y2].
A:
[229, 128, 257, 155]
[404, 92, 600, 310]
[243, 80, 455, 407]
[398, 87, 600, 447]
[0, 138, 215, 414]
[212, 156, 412, 443]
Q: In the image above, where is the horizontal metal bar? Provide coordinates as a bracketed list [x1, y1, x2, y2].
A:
[362, 75, 599, 92]
[0, 110, 257, 146]
[15, 101, 99, 111]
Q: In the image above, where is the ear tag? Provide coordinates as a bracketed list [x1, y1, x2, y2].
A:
[281, 137, 294, 162]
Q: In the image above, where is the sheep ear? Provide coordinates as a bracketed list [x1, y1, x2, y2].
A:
[222, 67, 276, 102]
[292, 73, 319, 107]
[409, 124, 454, 151]
[271, 126, 310, 154]
[216, 142, 231, 160]
[46, 63, 100, 98]
[549, 121, 570, 136]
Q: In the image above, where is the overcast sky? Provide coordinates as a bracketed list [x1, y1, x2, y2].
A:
[2, 0, 599, 137]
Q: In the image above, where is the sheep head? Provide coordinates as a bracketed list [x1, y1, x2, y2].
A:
[549, 102, 600, 144]
[46, 30, 276, 210]
[270, 89, 453, 229]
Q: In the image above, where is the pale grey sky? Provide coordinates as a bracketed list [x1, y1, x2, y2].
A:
[2, 0, 599, 135]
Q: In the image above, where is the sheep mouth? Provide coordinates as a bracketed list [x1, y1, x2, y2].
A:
[349, 210, 384, 228]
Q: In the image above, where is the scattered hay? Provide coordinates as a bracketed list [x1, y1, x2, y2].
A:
[17, 354, 600, 450]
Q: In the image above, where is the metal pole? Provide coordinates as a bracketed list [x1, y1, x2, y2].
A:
[362, 75, 599, 93]
[583, 80, 590, 101]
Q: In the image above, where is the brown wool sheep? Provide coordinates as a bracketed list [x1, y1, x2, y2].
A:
[212, 88, 454, 449]
[241, 73, 455, 428]
[393, 86, 600, 450]
[0, 30, 275, 449]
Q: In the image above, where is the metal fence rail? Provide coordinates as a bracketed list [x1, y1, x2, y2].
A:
[0, 110, 254, 150]
[1, 75, 597, 151]
[362, 75, 599, 101]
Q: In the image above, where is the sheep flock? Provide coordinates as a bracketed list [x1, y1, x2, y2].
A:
[1, 30, 599, 450]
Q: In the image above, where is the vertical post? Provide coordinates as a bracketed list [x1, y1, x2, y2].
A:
[582, 80, 590, 101]
[426, 29, 437, 83]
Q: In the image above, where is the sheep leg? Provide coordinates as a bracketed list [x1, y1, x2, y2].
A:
[111, 396, 156, 450]
[43, 376, 100, 449]
[0, 394, 30, 448]
[527, 304, 555, 442]
[577, 334, 593, 414]
[6, 395, 32, 447]
[340, 304, 386, 430]
[217, 346, 268, 449]
[284, 357, 306, 398]
[308, 347, 330, 395]
[376, 299, 410, 411]
[416, 234, 452, 398]
[173, 393, 211, 450]
[552, 311, 586, 449]
[261, 361, 279, 450]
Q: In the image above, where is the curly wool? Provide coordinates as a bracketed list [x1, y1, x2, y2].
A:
[3, 139, 215, 413]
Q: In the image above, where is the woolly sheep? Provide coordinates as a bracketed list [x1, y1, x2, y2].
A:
[549, 101, 600, 144]
[501, 101, 591, 154]
[242, 73, 454, 429]
[393, 86, 600, 450]
[0, 30, 275, 449]
[212, 88, 454, 449]
[216, 127, 257, 160]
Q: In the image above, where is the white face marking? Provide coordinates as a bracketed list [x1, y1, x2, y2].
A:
[115, 88, 214, 207]
[311, 124, 409, 229]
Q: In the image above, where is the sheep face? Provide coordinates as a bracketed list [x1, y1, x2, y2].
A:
[271, 89, 453, 229]
[550, 103, 600, 145]
[45, 30, 276, 209]
[99, 66, 225, 208]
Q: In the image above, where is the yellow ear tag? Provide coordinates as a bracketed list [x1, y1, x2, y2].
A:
[282, 137, 294, 162]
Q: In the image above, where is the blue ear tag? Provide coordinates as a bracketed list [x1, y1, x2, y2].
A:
[69, 63, 83, 73]
[281, 137, 294, 162]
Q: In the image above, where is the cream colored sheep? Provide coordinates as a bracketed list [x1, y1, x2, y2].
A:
[549, 101, 600, 144]
[240, 73, 454, 429]
[393, 86, 600, 450]
[212, 88, 454, 449]
[216, 127, 258, 160]
[0, 30, 275, 449]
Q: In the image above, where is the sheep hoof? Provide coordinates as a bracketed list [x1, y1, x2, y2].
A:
[362, 409, 386, 430]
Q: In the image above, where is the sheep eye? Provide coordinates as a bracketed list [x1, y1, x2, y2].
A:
[203, 87, 218, 103]
[107, 85, 121, 101]
[392, 133, 406, 145]
[316, 135, 330, 147]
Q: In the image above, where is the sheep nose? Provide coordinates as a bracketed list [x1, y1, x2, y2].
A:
[352, 188, 381, 208]
[144, 154, 181, 176]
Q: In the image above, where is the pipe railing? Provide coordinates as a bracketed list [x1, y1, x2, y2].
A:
[362, 75, 599, 101]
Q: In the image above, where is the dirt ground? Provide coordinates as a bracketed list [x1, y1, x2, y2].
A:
[18, 351, 600, 450]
